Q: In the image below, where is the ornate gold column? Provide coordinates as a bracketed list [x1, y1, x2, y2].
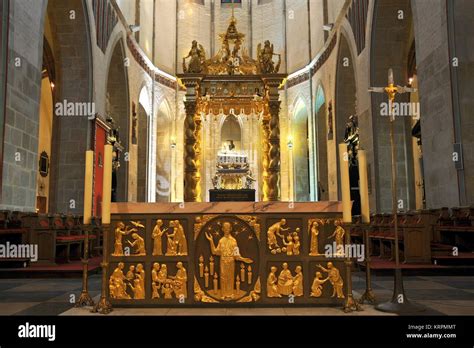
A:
[261, 116, 271, 201]
[263, 77, 284, 201]
[180, 76, 203, 202]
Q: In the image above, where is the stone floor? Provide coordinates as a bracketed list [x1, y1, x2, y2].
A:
[0, 272, 472, 315]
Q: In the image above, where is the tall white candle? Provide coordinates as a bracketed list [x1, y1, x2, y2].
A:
[83, 150, 93, 224]
[101, 144, 113, 225]
[338, 143, 352, 223]
[358, 150, 370, 223]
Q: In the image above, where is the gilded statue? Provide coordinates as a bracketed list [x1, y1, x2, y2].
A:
[257, 40, 281, 74]
[152, 219, 167, 256]
[309, 219, 324, 256]
[328, 219, 345, 256]
[267, 266, 281, 298]
[317, 262, 344, 299]
[205, 221, 253, 300]
[127, 233, 146, 256]
[112, 222, 135, 256]
[277, 263, 293, 296]
[310, 271, 328, 298]
[183, 40, 206, 73]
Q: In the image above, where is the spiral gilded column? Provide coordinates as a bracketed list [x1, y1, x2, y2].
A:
[261, 118, 271, 201]
[267, 100, 281, 201]
[184, 101, 200, 202]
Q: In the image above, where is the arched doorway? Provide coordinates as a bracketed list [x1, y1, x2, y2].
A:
[292, 100, 311, 202]
[106, 39, 129, 202]
[335, 32, 360, 215]
[315, 85, 329, 201]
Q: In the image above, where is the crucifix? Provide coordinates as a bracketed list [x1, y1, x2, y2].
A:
[369, 68, 424, 314]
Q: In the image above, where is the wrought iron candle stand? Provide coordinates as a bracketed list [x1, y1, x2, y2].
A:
[92, 224, 113, 314]
[358, 224, 376, 304]
[75, 225, 94, 307]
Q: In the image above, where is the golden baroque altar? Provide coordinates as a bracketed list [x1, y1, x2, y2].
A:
[105, 202, 358, 308]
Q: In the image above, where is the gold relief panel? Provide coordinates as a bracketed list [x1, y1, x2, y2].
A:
[194, 215, 260, 302]
[112, 221, 146, 257]
[151, 218, 188, 256]
[266, 262, 303, 298]
[109, 262, 146, 300]
[151, 262, 188, 302]
[265, 218, 302, 256]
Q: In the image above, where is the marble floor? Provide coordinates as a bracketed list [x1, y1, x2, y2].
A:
[0, 272, 472, 316]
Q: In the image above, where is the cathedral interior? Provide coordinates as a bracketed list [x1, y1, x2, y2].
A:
[0, 0, 473, 344]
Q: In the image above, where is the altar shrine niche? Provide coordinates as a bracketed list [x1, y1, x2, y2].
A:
[178, 12, 286, 203]
[105, 201, 357, 307]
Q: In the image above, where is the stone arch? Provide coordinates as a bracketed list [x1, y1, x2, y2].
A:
[314, 83, 329, 201]
[44, 0, 93, 213]
[105, 37, 130, 202]
[291, 98, 311, 202]
[370, 0, 416, 212]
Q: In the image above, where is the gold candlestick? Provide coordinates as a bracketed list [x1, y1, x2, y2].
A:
[209, 256, 214, 276]
[204, 266, 209, 288]
[236, 275, 241, 292]
[199, 255, 204, 278]
[247, 265, 252, 285]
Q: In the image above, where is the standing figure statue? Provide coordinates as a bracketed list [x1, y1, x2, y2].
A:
[309, 220, 323, 256]
[328, 219, 345, 256]
[183, 40, 206, 73]
[257, 40, 281, 74]
[152, 219, 167, 256]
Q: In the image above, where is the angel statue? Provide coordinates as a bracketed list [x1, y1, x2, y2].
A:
[183, 40, 206, 73]
[257, 40, 281, 74]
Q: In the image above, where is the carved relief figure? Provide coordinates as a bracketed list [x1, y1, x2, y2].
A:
[317, 262, 344, 299]
[277, 263, 293, 296]
[109, 262, 130, 299]
[310, 271, 328, 298]
[112, 222, 134, 256]
[205, 221, 253, 300]
[128, 233, 146, 256]
[266, 266, 281, 298]
[267, 219, 289, 250]
[292, 266, 304, 297]
[328, 219, 345, 256]
[152, 219, 167, 256]
[309, 219, 323, 256]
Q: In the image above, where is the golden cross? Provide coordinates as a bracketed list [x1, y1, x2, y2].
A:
[368, 68, 416, 121]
